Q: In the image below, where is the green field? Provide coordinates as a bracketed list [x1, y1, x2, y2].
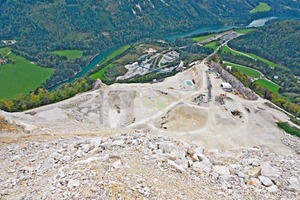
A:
[221, 46, 277, 68]
[192, 33, 218, 42]
[0, 48, 54, 99]
[90, 45, 131, 80]
[90, 64, 115, 80]
[52, 50, 83, 59]
[277, 122, 300, 137]
[205, 41, 219, 51]
[221, 46, 241, 56]
[0, 47, 11, 56]
[100, 45, 131, 65]
[246, 52, 277, 68]
[250, 2, 271, 14]
[223, 61, 260, 78]
[234, 28, 255, 34]
[255, 79, 280, 94]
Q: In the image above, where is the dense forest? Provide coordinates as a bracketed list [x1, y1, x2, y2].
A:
[229, 20, 300, 76]
[225, 19, 300, 104]
[0, 0, 299, 87]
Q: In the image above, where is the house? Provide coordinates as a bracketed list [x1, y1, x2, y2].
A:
[0, 59, 5, 65]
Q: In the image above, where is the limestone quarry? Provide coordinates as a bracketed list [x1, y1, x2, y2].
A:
[1, 60, 300, 199]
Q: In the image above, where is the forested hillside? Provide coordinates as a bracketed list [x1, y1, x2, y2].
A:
[0, 0, 299, 87]
[229, 20, 300, 76]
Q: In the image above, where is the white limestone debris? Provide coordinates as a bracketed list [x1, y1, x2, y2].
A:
[0, 132, 300, 199]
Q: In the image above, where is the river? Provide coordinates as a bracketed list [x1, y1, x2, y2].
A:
[49, 47, 117, 90]
[50, 17, 277, 90]
[164, 25, 237, 42]
[247, 17, 277, 27]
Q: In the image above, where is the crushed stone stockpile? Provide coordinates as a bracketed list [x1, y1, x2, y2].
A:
[0, 132, 300, 200]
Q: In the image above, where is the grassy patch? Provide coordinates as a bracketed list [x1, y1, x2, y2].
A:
[255, 79, 280, 94]
[100, 45, 131, 65]
[90, 45, 131, 80]
[277, 122, 300, 137]
[250, 2, 271, 14]
[223, 61, 260, 78]
[0, 48, 54, 99]
[221, 46, 277, 68]
[0, 48, 11, 56]
[52, 50, 83, 59]
[205, 41, 219, 51]
[234, 28, 255, 34]
[90, 64, 115, 80]
[115, 53, 140, 65]
[192, 33, 218, 42]
[221, 46, 241, 56]
[246, 52, 277, 68]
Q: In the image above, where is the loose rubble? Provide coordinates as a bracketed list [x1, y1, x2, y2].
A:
[281, 131, 300, 154]
[0, 132, 300, 199]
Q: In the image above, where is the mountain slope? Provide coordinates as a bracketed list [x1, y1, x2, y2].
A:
[0, 0, 299, 87]
[229, 20, 300, 75]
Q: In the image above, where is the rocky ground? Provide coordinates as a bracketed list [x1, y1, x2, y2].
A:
[0, 116, 18, 132]
[2, 60, 297, 155]
[1, 60, 300, 199]
[1, 132, 300, 200]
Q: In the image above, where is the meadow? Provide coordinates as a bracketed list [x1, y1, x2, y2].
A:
[52, 50, 83, 59]
[234, 28, 255, 34]
[250, 2, 271, 14]
[205, 41, 219, 51]
[90, 64, 115, 80]
[0, 48, 54, 99]
[100, 45, 131, 65]
[90, 45, 131, 80]
[222, 46, 277, 68]
[223, 61, 260, 78]
[192, 33, 218, 42]
[255, 79, 280, 94]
